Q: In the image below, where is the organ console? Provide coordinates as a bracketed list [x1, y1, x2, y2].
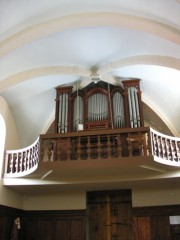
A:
[54, 79, 143, 134]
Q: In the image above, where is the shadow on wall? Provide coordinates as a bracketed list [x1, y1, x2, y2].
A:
[0, 114, 6, 178]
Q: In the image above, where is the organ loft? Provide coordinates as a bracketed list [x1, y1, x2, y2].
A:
[44, 78, 145, 162]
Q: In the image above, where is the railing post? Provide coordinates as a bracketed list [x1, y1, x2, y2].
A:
[87, 136, 91, 159]
[149, 128, 155, 156]
[116, 134, 122, 157]
[107, 135, 111, 158]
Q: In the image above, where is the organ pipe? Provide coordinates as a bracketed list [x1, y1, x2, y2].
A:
[127, 86, 141, 128]
[113, 92, 125, 128]
[58, 94, 62, 132]
[65, 93, 68, 132]
[134, 88, 141, 127]
[131, 87, 137, 127]
[73, 95, 84, 131]
[128, 88, 133, 128]
[88, 93, 108, 122]
[108, 83, 113, 129]
[58, 93, 69, 133]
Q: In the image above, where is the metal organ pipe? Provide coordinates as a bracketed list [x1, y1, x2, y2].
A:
[100, 94, 104, 120]
[63, 94, 65, 132]
[108, 84, 113, 129]
[98, 94, 101, 121]
[134, 89, 141, 127]
[88, 93, 108, 122]
[95, 94, 97, 121]
[62, 93, 65, 132]
[79, 96, 84, 127]
[128, 88, 133, 128]
[80, 96, 84, 125]
[102, 94, 105, 120]
[113, 92, 125, 128]
[73, 97, 76, 130]
[97, 94, 98, 121]
[99, 94, 101, 121]
[73, 95, 84, 131]
[65, 93, 68, 132]
[127, 87, 140, 128]
[58, 94, 62, 133]
[103, 94, 108, 120]
[131, 87, 137, 127]
[58, 93, 69, 133]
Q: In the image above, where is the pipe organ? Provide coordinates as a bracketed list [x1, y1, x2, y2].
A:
[55, 79, 143, 133]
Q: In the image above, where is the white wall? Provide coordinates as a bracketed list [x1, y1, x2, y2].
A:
[0, 181, 23, 208]
[132, 187, 180, 207]
[0, 96, 19, 150]
[20, 187, 180, 211]
[23, 191, 86, 210]
[0, 97, 23, 208]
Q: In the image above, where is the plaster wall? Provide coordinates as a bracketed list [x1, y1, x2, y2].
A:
[0, 180, 23, 209]
[0, 96, 19, 149]
[23, 191, 86, 210]
[132, 187, 180, 207]
[21, 187, 180, 211]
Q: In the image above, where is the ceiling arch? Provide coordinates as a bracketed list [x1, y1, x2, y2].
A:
[0, 55, 180, 92]
[0, 12, 180, 59]
[0, 2, 179, 147]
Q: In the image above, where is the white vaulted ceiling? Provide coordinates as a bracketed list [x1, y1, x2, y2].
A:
[0, 0, 180, 147]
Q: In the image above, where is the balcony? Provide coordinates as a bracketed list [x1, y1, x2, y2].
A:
[3, 127, 180, 180]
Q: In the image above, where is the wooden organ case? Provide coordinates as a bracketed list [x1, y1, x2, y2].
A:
[50, 79, 145, 162]
[55, 79, 144, 134]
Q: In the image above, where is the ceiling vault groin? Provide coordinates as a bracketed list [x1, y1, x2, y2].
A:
[0, 56, 180, 92]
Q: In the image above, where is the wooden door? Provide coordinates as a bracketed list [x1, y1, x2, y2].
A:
[87, 190, 133, 240]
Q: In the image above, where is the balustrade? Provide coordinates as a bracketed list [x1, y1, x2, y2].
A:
[40, 128, 150, 162]
[3, 128, 180, 178]
[4, 138, 40, 177]
[150, 128, 180, 166]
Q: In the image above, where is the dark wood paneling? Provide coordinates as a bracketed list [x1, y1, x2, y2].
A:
[21, 210, 86, 240]
[1, 203, 180, 239]
[0, 205, 22, 240]
[151, 215, 171, 240]
[22, 217, 40, 240]
[133, 206, 175, 240]
[70, 219, 84, 240]
[133, 205, 180, 216]
[40, 219, 54, 240]
[0, 217, 6, 240]
[171, 225, 180, 240]
[55, 219, 68, 239]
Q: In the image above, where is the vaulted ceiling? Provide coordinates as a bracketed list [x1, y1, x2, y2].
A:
[0, 0, 180, 148]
